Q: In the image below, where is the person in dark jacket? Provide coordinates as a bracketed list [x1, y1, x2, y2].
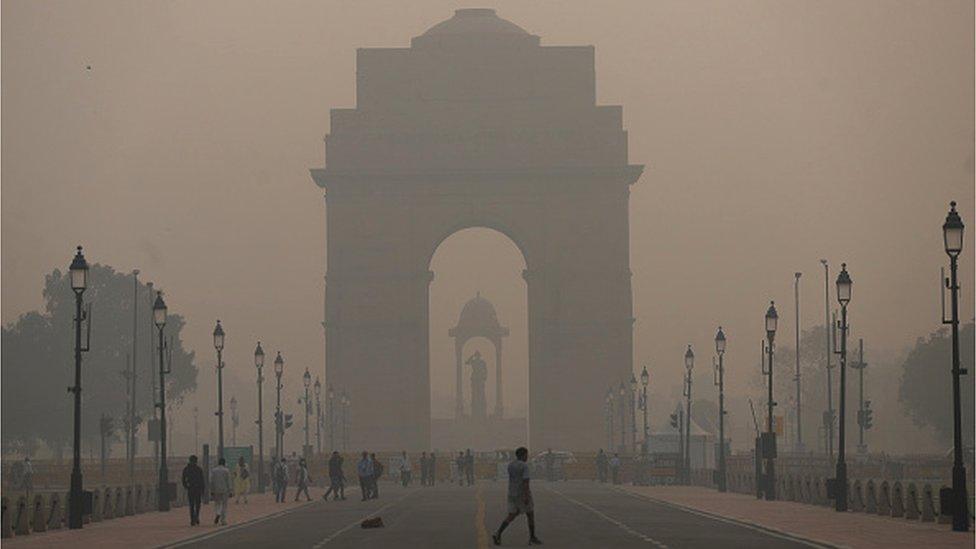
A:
[181, 455, 206, 526]
[323, 451, 346, 500]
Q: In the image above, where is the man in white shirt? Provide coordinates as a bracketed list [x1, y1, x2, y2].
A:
[399, 451, 413, 487]
[209, 457, 233, 525]
[492, 447, 542, 546]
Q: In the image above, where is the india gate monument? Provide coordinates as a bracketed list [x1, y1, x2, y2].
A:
[312, 8, 643, 451]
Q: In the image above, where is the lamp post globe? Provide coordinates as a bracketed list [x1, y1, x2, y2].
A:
[715, 327, 726, 355]
[274, 352, 284, 376]
[153, 292, 167, 328]
[765, 301, 778, 341]
[943, 201, 965, 257]
[640, 366, 649, 387]
[314, 378, 321, 396]
[684, 345, 695, 371]
[836, 264, 852, 305]
[213, 320, 225, 351]
[303, 369, 311, 388]
[70, 246, 89, 293]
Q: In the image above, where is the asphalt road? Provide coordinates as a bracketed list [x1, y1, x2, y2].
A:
[167, 481, 826, 549]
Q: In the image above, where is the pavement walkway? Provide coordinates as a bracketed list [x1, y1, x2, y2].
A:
[619, 485, 974, 549]
[3, 487, 328, 549]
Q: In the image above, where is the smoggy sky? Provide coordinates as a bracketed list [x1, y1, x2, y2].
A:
[3, 1, 973, 444]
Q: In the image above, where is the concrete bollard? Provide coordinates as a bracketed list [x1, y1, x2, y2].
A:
[14, 495, 30, 536]
[46, 493, 63, 530]
[803, 477, 812, 503]
[890, 481, 905, 518]
[850, 480, 863, 512]
[30, 494, 46, 533]
[114, 488, 124, 518]
[102, 488, 114, 519]
[877, 481, 891, 516]
[865, 480, 878, 513]
[133, 485, 144, 514]
[920, 484, 936, 522]
[905, 483, 920, 520]
[937, 485, 952, 524]
[1, 496, 12, 538]
[91, 489, 102, 522]
[124, 486, 134, 516]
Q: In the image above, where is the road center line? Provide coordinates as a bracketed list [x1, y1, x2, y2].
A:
[542, 486, 669, 549]
[475, 483, 489, 549]
[312, 490, 415, 548]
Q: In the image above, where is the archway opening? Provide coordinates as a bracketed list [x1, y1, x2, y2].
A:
[428, 227, 528, 451]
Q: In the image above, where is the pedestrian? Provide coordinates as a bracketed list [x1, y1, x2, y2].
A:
[610, 452, 621, 485]
[370, 453, 384, 499]
[273, 457, 289, 503]
[399, 451, 412, 487]
[181, 455, 205, 526]
[294, 458, 312, 501]
[544, 448, 555, 482]
[357, 451, 374, 501]
[323, 451, 346, 501]
[595, 449, 608, 483]
[492, 447, 542, 546]
[465, 448, 475, 486]
[210, 457, 233, 526]
[419, 452, 429, 487]
[234, 456, 250, 504]
[429, 452, 437, 486]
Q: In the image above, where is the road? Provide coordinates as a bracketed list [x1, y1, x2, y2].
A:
[166, 481, 827, 549]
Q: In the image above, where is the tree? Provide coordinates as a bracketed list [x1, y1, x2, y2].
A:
[899, 322, 975, 447]
[1, 263, 198, 456]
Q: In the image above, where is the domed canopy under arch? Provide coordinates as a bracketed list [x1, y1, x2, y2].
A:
[449, 292, 509, 420]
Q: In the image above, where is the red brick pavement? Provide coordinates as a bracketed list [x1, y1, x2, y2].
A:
[3, 488, 328, 549]
[620, 485, 974, 549]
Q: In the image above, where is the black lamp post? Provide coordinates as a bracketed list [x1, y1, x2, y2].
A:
[274, 352, 284, 460]
[314, 378, 322, 455]
[639, 367, 649, 453]
[213, 320, 225, 461]
[303, 368, 311, 459]
[764, 301, 778, 501]
[942, 201, 969, 532]
[832, 264, 852, 512]
[605, 388, 614, 451]
[340, 391, 350, 450]
[327, 384, 335, 451]
[618, 381, 627, 453]
[714, 327, 727, 492]
[254, 342, 266, 493]
[68, 246, 90, 529]
[230, 396, 238, 447]
[153, 291, 170, 512]
[629, 374, 638, 454]
[683, 345, 694, 484]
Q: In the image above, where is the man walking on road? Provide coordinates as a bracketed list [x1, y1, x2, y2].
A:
[210, 457, 233, 526]
[181, 455, 205, 526]
[357, 451, 374, 501]
[465, 448, 475, 486]
[610, 453, 621, 485]
[294, 458, 312, 501]
[492, 447, 542, 546]
[399, 451, 413, 487]
[273, 457, 289, 503]
[323, 451, 346, 501]
[370, 453, 384, 499]
[595, 449, 608, 483]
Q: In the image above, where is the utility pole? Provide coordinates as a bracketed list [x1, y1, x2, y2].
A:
[820, 260, 834, 458]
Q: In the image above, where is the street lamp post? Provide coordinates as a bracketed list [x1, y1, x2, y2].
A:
[605, 388, 614, 451]
[230, 396, 238, 447]
[640, 367, 649, 453]
[618, 382, 626, 453]
[327, 384, 335, 451]
[853, 339, 868, 454]
[213, 320, 226, 461]
[314, 378, 322, 455]
[274, 352, 284, 460]
[833, 264, 852, 512]
[714, 327, 727, 492]
[794, 272, 803, 453]
[942, 201, 969, 532]
[340, 391, 350, 450]
[684, 346, 694, 485]
[68, 246, 90, 529]
[764, 301, 778, 501]
[254, 342, 266, 493]
[303, 369, 311, 460]
[153, 291, 170, 512]
[630, 374, 638, 454]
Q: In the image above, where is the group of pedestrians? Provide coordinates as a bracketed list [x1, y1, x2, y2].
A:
[356, 451, 385, 500]
[454, 449, 476, 486]
[272, 456, 313, 502]
[418, 451, 437, 486]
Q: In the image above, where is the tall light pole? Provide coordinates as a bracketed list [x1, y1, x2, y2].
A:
[254, 342, 266, 493]
[683, 346, 694, 484]
[130, 269, 139, 487]
[147, 281, 159, 473]
[314, 378, 322, 455]
[832, 264, 852, 512]
[794, 272, 803, 452]
[714, 327, 727, 492]
[274, 352, 284, 460]
[942, 201, 969, 532]
[213, 320, 226, 460]
[618, 382, 626, 453]
[153, 291, 171, 512]
[820, 259, 834, 457]
[605, 388, 614, 451]
[629, 374, 638, 454]
[340, 391, 350, 450]
[639, 367, 649, 453]
[302, 368, 311, 459]
[853, 339, 868, 454]
[230, 396, 238, 447]
[68, 246, 90, 529]
[764, 301, 778, 501]
[327, 384, 335, 451]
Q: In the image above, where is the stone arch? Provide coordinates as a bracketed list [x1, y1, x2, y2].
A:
[877, 480, 891, 515]
[920, 484, 936, 522]
[865, 480, 878, 513]
[851, 480, 864, 512]
[890, 481, 905, 518]
[905, 482, 920, 520]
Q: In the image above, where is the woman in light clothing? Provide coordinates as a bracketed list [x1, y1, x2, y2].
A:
[234, 456, 251, 503]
